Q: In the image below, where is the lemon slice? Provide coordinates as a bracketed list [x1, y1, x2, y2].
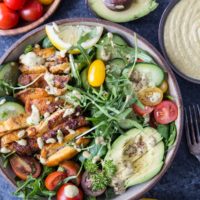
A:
[45, 23, 104, 53]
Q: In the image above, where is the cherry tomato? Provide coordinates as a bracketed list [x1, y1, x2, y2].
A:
[60, 161, 81, 186]
[9, 154, 41, 180]
[4, 0, 26, 10]
[20, 0, 43, 22]
[45, 171, 67, 191]
[0, 3, 19, 29]
[136, 58, 143, 63]
[159, 80, 168, 93]
[154, 100, 178, 124]
[88, 59, 106, 87]
[57, 183, 83, 200]
[138, 87, 163, 107]
[132, 104, 154, 116]
[38, 0, 54, 5]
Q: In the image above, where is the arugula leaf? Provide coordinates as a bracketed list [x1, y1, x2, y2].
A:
[14, 166, 56, 200]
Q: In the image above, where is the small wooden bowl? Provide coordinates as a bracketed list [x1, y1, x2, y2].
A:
[0, 0, 61, 36]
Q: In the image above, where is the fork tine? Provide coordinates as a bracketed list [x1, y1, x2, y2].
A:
[193, 104, 200, 142]
[188, 105, 197, 144]
[185, 108, 192, 145]
[196, 104, 200, 141]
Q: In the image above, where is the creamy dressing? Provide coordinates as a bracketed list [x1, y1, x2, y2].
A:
[20, 52, 45, 67]
[63, 107, 75, 118]
[17, 139, 27, 146]
[44, 72, 60, 95]
[17, 130, 26, 138]
[46, 138, 56, 144]
[164, 0, 200, 79]
[37, 137, 44, 149]
[64, 185, 79, 198]
[57, 130, 64, 144]
[0, 147, 11, 154]
[149, 92, 161, 103]
[27, 105, 41, 125]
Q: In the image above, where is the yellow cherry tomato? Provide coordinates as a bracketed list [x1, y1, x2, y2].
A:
[38, 0, 54, 5]
[138, 87, 163, 107]
[159, 80, 168, 93]
[88, 59, 106, 87]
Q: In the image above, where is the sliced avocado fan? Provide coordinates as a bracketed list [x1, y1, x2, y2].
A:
[105, 127, 165, 190]
[87, 0, 158, 23]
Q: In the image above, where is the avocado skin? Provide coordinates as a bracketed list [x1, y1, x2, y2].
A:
[87, 0, 158, 23]
[105, 127, 165, 188]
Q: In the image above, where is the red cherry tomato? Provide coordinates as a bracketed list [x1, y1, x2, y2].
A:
[20, 0, 43, 22]
[0, 3, 19, 29]
[60, 161, 81, 186]
[57, 183, 83, 200]
[4, 0, 26, 10]
[154, 100, 178, 124]
[133, 103, 154, 116]
[137, 58, 144, 63]
[9, 154, 41, 180]
[45, 171, 67, 191]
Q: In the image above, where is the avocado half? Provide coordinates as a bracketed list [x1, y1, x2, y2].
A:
[105, 127, 165, 188]
[87, 0, 159, 23]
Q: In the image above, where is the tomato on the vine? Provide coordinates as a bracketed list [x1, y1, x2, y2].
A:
[0, 3, 19, 29]
[4, 0, 26, 10]
[20, 0, 43, 22]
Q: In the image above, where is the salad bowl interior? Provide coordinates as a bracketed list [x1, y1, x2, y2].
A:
[0, 18, 183, 200]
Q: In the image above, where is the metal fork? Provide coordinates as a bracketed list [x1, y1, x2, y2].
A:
[185, 105, 200, 162]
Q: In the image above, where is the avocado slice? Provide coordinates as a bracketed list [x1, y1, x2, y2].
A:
[87, 0, 158, 23]
[125, 142, 164, 187]
[105, 127, 164, 191]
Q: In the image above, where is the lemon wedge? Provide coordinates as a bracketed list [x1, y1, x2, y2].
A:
[45, 23, 104, 53]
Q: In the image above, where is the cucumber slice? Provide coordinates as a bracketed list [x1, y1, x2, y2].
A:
[108, 58, 126, 76]
[134, 63, 164, 86]
[0, 62, 20, 97]
[0, 102, 25, 121]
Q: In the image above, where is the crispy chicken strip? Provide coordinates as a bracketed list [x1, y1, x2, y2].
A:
[25, 97, 64, 115]
[15, 88, 50, 104]
[27, 106, 74, 137]
[42, 127, 90, 166]
[0, 114, 29, 135]
[19, 65, 47, 74]
[42, 115, 89, 141]
[33, 47, 55, 58]
[1, 130, 26, 147]
[49, 63, 70, 74]
[18, 74, 70, 89]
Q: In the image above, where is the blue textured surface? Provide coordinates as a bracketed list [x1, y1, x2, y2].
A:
[0, 0, 200, 200]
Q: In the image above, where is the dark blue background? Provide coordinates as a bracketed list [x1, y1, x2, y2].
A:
[0, 0, 199, 199]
